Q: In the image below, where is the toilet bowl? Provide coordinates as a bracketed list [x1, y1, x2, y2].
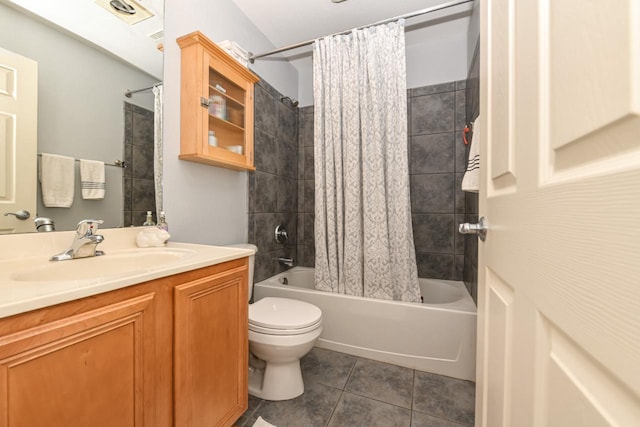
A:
[228, 244, 323, 401]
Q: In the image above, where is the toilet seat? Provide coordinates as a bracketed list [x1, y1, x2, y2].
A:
[249, 319, 322, 335]
[249, 297, 322, 335]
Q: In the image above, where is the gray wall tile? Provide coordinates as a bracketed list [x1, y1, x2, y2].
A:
[254, 85, 277, 137]
[410, 92, 455, 135]
[410, 174, 455, 213]
[410, 133, 455, 174]
[455, 173, 465, 214]
[455, 90, 466, 131]
[277, 141, 297, 179]
[416, 253, 455, 280]
[277, 101, 298, 144]
[409, 82, 456, 97]
[254, 172, 277, 213]
[412, 214, 455, 253]
[254, 129, 278, 174]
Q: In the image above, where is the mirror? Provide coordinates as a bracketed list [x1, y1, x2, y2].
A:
[0, 0, 163, 233]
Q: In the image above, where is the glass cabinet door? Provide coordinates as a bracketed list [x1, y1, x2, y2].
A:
[204, 68, 246, 157]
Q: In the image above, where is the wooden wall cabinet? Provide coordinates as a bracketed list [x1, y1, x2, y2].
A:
[0, 258, 248, 427]
[177, 31, 259, 171]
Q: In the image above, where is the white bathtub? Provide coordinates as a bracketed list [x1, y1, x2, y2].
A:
[254, 267, 477, 381]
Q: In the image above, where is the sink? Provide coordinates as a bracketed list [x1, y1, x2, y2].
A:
[10, 248, 197, 282]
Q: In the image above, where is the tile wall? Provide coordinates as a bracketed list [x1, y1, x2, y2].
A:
[248, 80, 299, 283]
[250, 77, 478, 286]
[463, 42, 480, 304]
[408, 81, 467, 280]
[296, 106, 315, 268]
[123, 102, 156, 226]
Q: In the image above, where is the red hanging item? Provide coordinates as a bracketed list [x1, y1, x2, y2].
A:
[462, 125, 471, 145]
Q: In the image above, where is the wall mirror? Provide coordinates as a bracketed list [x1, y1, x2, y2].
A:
[0, 0, 163, 234]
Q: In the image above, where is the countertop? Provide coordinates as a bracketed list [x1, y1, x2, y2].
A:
[0, 227, 254, 319]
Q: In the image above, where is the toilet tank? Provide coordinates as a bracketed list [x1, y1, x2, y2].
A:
[227, 243, 257, 301]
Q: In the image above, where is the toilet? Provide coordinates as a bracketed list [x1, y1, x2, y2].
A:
[231, 244, 323, 401]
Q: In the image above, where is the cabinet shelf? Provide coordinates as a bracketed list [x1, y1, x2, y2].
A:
[209, 85, 245, 108]
[210, 113, 245, 132]
[178, 31, 259, 171]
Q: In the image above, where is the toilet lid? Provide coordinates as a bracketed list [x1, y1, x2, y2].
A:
[249, 297, 322, 330]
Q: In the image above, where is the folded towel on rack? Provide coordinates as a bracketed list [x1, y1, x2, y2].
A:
[40, 153, 75, 208]
[462, 116, 480, 193]
[80, 159, 105, 199]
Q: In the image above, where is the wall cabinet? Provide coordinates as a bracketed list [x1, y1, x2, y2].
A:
[0, 258, 248, 427]
[177, 31, 259, 171]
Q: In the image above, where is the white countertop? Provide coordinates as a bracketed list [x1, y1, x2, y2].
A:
[0, 227, 254, 319]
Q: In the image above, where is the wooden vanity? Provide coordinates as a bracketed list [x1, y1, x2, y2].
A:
[0, 230, 251, 427]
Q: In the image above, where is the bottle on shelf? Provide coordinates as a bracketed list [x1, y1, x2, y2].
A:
[157, 211, 169, 232]
[208, 130, 218, 146]
[209, 95, 226, 119]
[143, 211, 155, 226]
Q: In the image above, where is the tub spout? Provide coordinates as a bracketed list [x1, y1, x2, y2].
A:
[278, 257, 294, 267]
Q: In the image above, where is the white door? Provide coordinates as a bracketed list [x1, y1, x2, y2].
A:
[0, 47, 37, 234]
[476, 0, 640, 426]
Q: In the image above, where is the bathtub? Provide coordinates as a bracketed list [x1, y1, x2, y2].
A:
[254, 267, 477, 381]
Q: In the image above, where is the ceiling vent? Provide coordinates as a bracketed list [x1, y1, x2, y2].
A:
[148, 29, 164, 42]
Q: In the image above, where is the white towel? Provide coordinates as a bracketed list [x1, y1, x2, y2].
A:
[461, 116, 480, 193]
[80, 159, 106, 199]
[40, 153, 75, 207]
[252, 417, 276, 427]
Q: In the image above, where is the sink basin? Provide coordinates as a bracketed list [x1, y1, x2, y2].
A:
[10, 248, 197, 282]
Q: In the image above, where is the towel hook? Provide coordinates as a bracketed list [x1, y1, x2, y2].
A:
[462, 121, 475, 145]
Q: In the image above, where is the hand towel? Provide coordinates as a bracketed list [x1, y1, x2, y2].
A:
[40, 153, 75, 207]
[461, 116, 480, 193]
[252, 417, 276, 427]
[80, 159, 106, 199]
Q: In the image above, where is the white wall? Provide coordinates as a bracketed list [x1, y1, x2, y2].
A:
[162, 0, 298, 245]
[292, 15, 471, 107]
[163, 0, 472, 244]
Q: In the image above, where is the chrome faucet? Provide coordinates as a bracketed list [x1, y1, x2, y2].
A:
[278, 257, 294, 267]
[50, 219, 105, 261]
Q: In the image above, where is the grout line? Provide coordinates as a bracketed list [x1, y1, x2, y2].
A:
[324, 389, 344, 427]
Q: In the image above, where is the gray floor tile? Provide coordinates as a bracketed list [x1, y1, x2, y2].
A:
[245, 381, 341, 427]
[411, 411, 468, 427]
[301, 347, 357, 390]
[328, 392, 411, 427]
[413, 372, 475, 426]
[345, 358, 414, 409]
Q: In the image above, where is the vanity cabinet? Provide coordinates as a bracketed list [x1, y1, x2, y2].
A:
[177, 31, 259, 171]
[0, 258, 249, 427]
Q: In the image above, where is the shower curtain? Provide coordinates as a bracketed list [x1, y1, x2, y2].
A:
[152, 84, 163, 216]
[313, 20, 421, 303]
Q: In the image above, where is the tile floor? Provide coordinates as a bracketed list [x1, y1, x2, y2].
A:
[237, 347, 475, 427]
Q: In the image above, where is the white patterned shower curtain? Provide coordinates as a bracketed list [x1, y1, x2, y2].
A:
[152, 84, 163, 216]
[313, 20, 421, 303]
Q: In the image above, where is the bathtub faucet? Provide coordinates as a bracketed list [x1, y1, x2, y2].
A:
[278, 257, 294, 267]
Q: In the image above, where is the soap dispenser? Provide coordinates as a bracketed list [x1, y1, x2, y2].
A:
[143, 211, 155, 226]
[157, 211, 168, 232]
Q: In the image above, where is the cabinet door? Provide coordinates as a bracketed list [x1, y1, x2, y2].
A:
[0, 293, 156, 427]
[174, 264, 248, 427]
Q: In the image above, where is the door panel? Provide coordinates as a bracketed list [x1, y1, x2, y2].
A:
[0, 48, 37, 234]
[479, 0, 640, 425]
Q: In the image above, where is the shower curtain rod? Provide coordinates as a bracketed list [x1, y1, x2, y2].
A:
[124, 82, 163, 98]
[248, 0, 474, 63]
